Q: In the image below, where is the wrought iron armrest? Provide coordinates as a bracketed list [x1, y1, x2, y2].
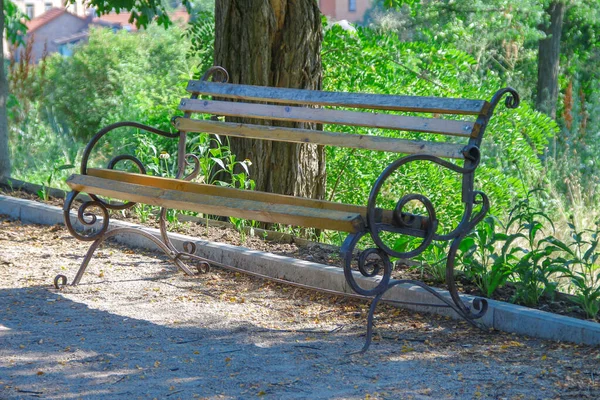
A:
[57, 68, 231, 288]
[343, 87, 520, 352]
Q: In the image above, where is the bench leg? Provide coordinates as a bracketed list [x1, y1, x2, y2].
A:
[56, 191, 210, 289]
[342, 231, 488, 354]
[339, 154, 492, 352]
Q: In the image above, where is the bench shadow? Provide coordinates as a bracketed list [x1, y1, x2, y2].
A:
[0, 285, 435, 399]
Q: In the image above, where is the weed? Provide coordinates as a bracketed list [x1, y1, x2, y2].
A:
[458, 216, 513, 298]
[546, 220, 600, 319]
[37, 163, 75, 201]
[503, 192, 570, 307]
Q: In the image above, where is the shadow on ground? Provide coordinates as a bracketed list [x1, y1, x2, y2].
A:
[1, 283, 448, 399]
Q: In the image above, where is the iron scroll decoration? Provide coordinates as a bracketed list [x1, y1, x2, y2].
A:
[55, 70, 232, 289]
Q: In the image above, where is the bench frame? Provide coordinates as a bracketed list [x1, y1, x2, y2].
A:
[55, 66, 519, 352]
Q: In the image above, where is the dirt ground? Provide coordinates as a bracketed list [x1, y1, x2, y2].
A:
[2, 188, 592, 322]
[1, 216, 600, 399]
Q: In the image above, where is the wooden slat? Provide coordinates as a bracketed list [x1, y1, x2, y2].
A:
[68, 174, 364, 232]
[179, 99, 475, 137]
[173, 119, 466, 159]
[86, 169, 438, 231]
[86, 168, 388, 220]
[186, 81, 489, 115]
[85, 169, 433, 232]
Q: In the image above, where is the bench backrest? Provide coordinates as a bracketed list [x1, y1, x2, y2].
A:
[174, 75, 501, 161]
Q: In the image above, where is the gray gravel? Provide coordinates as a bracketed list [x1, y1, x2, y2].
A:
[1, 217, 599, 399]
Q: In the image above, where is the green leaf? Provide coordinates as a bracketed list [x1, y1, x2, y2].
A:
[458, 237, 475, 253]
[58, 164, 75, 170]
[239, 160, 250, 175]
[211, 157, 225, 170]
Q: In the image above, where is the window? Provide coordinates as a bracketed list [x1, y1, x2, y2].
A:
[25, 4, 34, 19]
[45, 2, 52, 11]
[349, 0, 356, 12]
[59, 43, 74, 57]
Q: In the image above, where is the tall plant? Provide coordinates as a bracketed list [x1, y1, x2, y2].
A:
[546, 221, 600, 319]
[1, 0, 28, 178]
[458, 216, 513, 298]
[503, 192, 569, 306]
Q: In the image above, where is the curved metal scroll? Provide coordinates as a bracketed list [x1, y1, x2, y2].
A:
[343, 149, 492, 352]
[201, 66, 230, 83]
[490, 88, 520, 113]
[366, 151, 481, 259]
[58, 188, 212, 289]
[57, 75, 223, 287]
[63, 191, 110, 242]
[346, 88, 520, 352]
[79, 121, 178, 211]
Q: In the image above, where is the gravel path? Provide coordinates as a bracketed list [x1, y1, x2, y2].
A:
[1, 217, 599, 399]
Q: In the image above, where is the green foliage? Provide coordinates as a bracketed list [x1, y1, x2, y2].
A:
[39, 25, 198, 141]
[368, 0, 545, 95]
[184, 11, 215, 76]
[37, 163, 75, 201]
[458, 216, 513, 298]
[186, 133, 255, 190]
[3, 0, 28, 46]
[9, 105, 78, 189]
[459, 201, 600, 317]
[367, 1, 600, 246]
[546, 221, 600, 319]
[322, 25, 553, 229]
[417, 241, 450, 283]
[9, 24, 200, 186]
[390, 235, 449, 283]
[229, 217, 257, 244]
[133, 203, 153, 224]
[68, 0, 190, 29]
[500, 192, 570, 306]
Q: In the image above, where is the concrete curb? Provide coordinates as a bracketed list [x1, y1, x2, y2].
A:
[1, 194, 599, 346]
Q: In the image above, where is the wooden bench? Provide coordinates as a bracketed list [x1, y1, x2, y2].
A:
[56, 66, 519, 352]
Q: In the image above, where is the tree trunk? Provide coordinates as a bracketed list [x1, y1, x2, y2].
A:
[0, 0, 11, 177]
[214, 0, 325, 200]
[536, 1, 565, 119]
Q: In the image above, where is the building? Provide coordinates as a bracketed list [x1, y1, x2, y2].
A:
[15, 8, 119, 63]
[11, 0, 86, 19]
[12, 7, 190, 63]
[319, 0, 372, 23]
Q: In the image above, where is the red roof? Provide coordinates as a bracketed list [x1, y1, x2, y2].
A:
[93, 12, 138, 31]
[94, 9, 190, 31]
[170, 9, 190, 24]
[27, 8, 190, 35]
[26, 8, 69, 33]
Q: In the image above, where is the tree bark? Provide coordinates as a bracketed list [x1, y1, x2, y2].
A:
[536, 1, 565, 119]
[214, 0, 325, 199]
[0, 0, 11, 177]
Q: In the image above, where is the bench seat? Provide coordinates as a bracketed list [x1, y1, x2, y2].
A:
[67, 169, 369, 232]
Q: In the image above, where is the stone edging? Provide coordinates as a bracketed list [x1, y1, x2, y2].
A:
[1, 194, 599, 346]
